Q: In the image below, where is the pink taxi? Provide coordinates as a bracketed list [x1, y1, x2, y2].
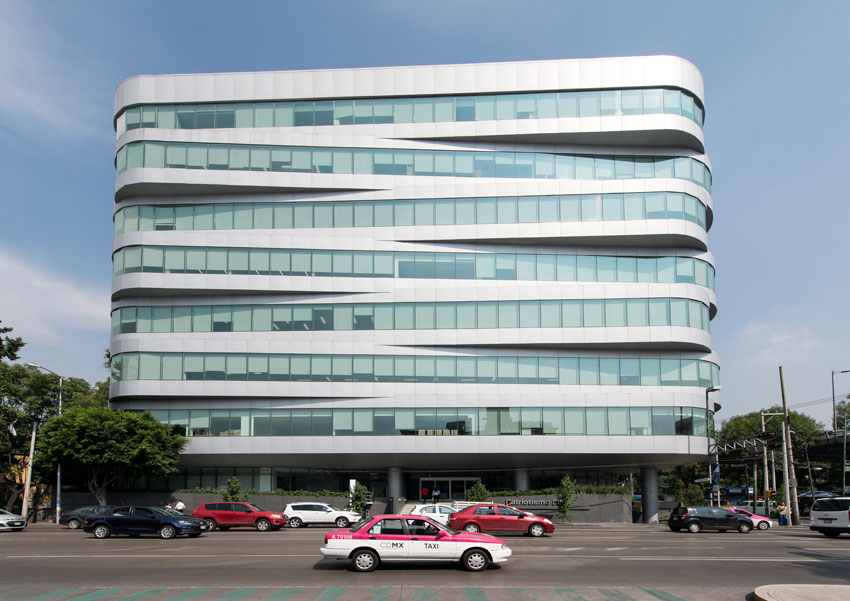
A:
[320, 514, 512, 572]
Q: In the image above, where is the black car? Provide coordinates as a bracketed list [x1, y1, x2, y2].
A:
[668, 506, 754, 534]
[61, 505, 115, 529]
[83, 505, 208, 539]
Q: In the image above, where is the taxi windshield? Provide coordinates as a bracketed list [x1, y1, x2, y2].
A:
[349, 518, 372, 532]
[438, 523, 460, 535]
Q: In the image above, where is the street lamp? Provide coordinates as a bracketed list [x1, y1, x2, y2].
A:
[27, 363, 63, 525]
[844, 416, 848, 496]
[705, 386, 721, 506]
[832, 370, 850, 434]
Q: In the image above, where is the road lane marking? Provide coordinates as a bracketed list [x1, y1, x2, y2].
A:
[212, 591, 256, 601]
[6, 555, 316, 559]
[411, 589, 438, 601]
[18, 591, 77, 601]
[66, 591, 123, 601]
[644, 591, 688, 601]
[161, 591, 214, 601]
[598, 590, 635, 601]
[603, 548, 627, 552]
[553, 590, 589, 601]
[508, 554, 850, 562]
[313, 589, 346, 601]
[262, 591, 301, 601]
[113, 591, 166, 601]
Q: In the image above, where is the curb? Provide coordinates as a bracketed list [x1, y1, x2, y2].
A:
[755, 585, 850, 601]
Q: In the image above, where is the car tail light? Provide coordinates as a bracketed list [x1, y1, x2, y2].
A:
[324, 534, 329, 544]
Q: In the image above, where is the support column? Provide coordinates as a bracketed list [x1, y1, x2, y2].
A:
[641, 467, 659, 524]
[387, 467, 403, 499]
[514, 468, 530, 491]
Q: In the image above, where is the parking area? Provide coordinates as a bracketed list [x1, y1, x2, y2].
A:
[2, 523, 849, 601]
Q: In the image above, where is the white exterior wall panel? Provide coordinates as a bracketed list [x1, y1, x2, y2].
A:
[110, 56, 718, 483]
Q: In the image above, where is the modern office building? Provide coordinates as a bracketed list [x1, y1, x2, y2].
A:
[110, 56, 718, 513]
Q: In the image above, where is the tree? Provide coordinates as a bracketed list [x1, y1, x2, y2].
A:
[0, 362, 61, 511]
[348, 480, 369, 516]
[836, 397, 850, 429]
[555, 475, 578, 521]
[222, 476, 248, 502]
[37, 407, 186, 505]
[0, 321, 24, 362]
[718, 407, 823, 488]
[466, 480, 489, 502]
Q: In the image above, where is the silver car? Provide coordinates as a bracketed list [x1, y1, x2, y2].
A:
[0, 509, 27, 532]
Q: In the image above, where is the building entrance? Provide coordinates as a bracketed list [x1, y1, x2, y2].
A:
[417, 477, 480, 502]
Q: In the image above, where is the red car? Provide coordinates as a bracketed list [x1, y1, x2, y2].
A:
[448, 503, 554, 537]
[191, 502, 288, 532]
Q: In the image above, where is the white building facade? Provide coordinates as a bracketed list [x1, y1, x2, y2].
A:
[110, 56, 718, 508]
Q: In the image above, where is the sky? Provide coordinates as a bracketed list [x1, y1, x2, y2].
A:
[1, 0, 849, 427]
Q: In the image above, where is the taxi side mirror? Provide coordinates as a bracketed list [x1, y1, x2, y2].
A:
[435, 530, 447, 538]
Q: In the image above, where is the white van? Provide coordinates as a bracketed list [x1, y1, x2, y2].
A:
[810, 497, 850, 538]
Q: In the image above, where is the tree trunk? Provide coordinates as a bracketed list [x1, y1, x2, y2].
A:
[88, 468, 118, 506]
[4, 484, 23, 512]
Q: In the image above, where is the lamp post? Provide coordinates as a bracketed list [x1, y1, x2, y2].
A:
[832, 370, 850, 434]
[705, 386, 721, 506]
[27, 363, 63, 525]
[843, 416, 848, 496]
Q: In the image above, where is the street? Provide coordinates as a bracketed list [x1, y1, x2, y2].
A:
[2, 524, 848, 601]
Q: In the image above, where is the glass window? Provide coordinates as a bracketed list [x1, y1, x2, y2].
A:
[630, 407, 651, 435]
[608, 407, 629, 435]
[586, 408, 607, 435]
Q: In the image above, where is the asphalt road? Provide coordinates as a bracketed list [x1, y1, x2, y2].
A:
[2, 523, 849, 601]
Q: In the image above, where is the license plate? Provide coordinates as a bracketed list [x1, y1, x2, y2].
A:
[822, 518, 835, 523]
[9, 522, 23, 527]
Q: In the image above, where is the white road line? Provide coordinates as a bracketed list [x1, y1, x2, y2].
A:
[510, 554, 850, 562]
[604, 547, 627, 551]
[6, 554, 317, 559]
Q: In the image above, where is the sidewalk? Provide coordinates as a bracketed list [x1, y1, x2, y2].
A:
[755, 585, 850, 601]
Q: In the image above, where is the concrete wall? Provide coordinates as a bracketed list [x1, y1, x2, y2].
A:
[486, 494, 632, 523]
[61, 492, 348, 513]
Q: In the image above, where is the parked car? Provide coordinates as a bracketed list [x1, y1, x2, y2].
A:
[191, 502, 288, 531]
[83, 505, 208, 539]
[668, 506, 754, 533]
[60, 505, 115, 529]
[0, 509, 26, 532]
[409, 504, 458, 525]
[809, 497, 850, 538]
[320, 514, 511, 572]
[728, 507, 774, 530]
[284, 502, 360, 528]
[447, 503, 554, 536]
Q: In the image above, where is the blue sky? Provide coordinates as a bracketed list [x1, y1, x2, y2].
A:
[2, 0, 849, 426]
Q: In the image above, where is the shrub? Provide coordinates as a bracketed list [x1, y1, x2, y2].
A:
[555, 475, 578, 521]
[222, 477, 248, 502]
[466, 481, 490, 502]
[348, 480, 369, 515]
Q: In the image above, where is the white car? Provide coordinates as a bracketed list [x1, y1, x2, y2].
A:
[320, 514, 511, 572]
[409, 504, 458, 525]
[810, 497, 850, 538]
[284, 502, 360, 528]
[729, 507, 775, 530]
[0, 509, 26, 532]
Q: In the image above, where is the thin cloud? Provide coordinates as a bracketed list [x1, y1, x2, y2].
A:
[740, 322, 824, 367]
[0, 0, 104, 141]
[0, 248, 109, 343]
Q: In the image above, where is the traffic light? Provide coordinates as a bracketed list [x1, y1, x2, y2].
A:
[766, 490, 774, 499]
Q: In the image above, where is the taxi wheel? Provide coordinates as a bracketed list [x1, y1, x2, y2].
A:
[758, 522, 770, 530]
[93, 525, 111, 539]
[738, 523, 752, 534]
[289, 517, 303, 528]
[528, 524, 546, 537]
[687, 522, 701, 534]
[256, 519, 271, 532]
[67, 519, 82, 530]
[462, 549, 490, 572]
[159, 525, 177, 540]
[335, 517, 350, 528]
[204, 519, 217, 532]
[463, 523, 480, 533]
[350, 549, 379, 572]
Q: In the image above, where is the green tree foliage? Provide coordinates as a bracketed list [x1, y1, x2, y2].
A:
[222, 476, 248, 502]
[0, 362, 62, 511]
[555, 475, 578, 521]
[836, 397, 850, 430]
[659, 463, 707, 503]
[0, 321, 24, 362]
[465, 480, 489, 502]
[348, 480, 369, 516]
[37, 407, 186, 505]
[718, 407, 823, 489]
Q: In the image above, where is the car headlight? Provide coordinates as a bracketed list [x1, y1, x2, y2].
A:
[271, 514, 282, 519]
[543, 519, 552, 524]
[501, 544, 508, 549]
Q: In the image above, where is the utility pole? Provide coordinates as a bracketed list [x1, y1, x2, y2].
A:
[779, 366, 800, 525]
[761, 413, 770, 493]
[21, 421, 38, 521]
[771, 450, 777, 492]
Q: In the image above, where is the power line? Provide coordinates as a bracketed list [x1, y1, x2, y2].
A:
[787, 390, 850, 410]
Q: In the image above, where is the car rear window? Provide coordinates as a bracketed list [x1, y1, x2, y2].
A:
[813, 499, 850, 512]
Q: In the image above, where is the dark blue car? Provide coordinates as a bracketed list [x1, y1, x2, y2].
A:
[83, 505, 208, 539]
